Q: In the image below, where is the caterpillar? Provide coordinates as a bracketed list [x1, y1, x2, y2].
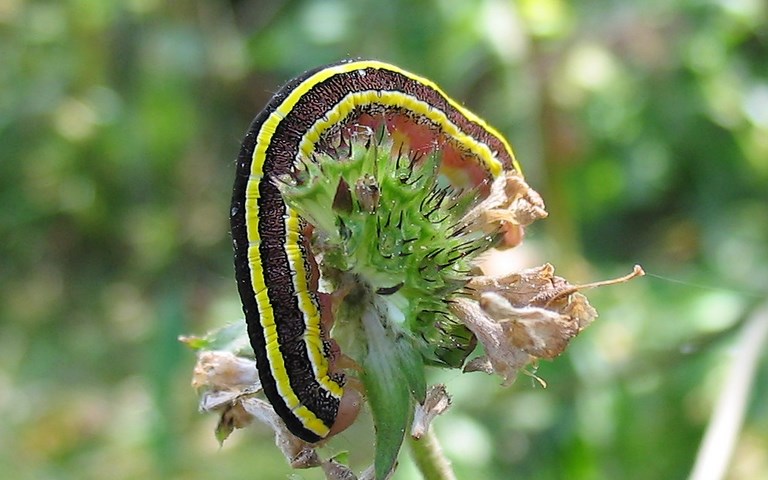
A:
[230, 60, 519, 443]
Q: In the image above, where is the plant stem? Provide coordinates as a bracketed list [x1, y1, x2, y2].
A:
[408, 428, 457, 480]
[689, 301, 768, 480]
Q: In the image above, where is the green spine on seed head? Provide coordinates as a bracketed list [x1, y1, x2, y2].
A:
[278, 134, 496, 367]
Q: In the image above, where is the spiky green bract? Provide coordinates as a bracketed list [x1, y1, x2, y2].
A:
[279, 134, 496, 366]
[278, 133, 498, 479]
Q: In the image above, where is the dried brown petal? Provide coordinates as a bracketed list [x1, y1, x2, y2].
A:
[411, 385, 452, 439]
[499, 305, 580, 359]
[191, 350, 323, 468]
[452, 263, 640, 384]
[450, 297, 532, 385]
[462, 356, 494, 375]
[563, 292, 599, 331]
[458, 172, 509, 229]
[503, 173, 548, 227]
[200, 390, 244, 413]
[321, 458, 359, 480]
[239, 397, 321, 469]
[192, 350, 260, 391]
[215, 400, 254, 444]
[459, 171, 548, 248]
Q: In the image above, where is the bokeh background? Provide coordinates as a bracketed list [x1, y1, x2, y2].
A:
[2, 0, 767, 479]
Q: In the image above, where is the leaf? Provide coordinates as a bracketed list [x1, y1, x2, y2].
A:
[179, 322, 250, 355]
[361, 308, 416, 480]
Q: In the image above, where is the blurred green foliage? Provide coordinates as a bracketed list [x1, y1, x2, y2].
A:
[1, 0, 767, 479]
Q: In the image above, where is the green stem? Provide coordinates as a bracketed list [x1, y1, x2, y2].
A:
[408, 428, 457, 480]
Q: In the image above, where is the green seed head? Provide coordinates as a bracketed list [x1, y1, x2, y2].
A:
[278, 131, 498, 367]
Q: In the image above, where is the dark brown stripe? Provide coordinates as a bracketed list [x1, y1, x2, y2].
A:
[266, 65, 515, 175]
[231, 63, 333, 443]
